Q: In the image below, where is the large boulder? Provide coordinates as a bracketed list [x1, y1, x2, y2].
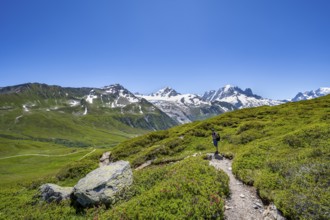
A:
[73, 160, 133, 207]
[39, 183, 73, 203]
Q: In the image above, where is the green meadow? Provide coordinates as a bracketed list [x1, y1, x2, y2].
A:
[0, 95, 329, 219]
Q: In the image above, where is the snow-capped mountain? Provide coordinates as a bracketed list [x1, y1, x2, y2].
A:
[0, 83, 177, 130]
[291, 87, 330, 102]
[137, 87, 235, 124]
[149, 87, 180, 98]
[99, 84, 141, 108]
[202, 85, 284, 109]
[2, 82, 328, 128]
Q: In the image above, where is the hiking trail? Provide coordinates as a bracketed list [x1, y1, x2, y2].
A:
[0, 148, 95, 160]
[209, 155, 285, 220]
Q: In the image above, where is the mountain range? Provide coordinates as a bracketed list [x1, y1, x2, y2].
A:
[0, 83, 329, 130]
[139, 84, 330, 124]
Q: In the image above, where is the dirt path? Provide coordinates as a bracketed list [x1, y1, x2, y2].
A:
[209, 155, 285, 220]
[0, 149, 95, 160]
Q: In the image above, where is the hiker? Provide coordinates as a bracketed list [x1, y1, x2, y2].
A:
[211, 129, 220, 154]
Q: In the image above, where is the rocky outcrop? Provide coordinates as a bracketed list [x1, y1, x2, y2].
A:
[39, 183, 73, 203]
[73, 160, 133, 207]
[99, 151, 111, 167]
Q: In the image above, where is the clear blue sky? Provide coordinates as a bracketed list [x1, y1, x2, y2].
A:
[1, 0, 329, 100]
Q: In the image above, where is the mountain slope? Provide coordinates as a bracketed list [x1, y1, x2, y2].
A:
[0, 83, 177, 132]
[109, 94, 330, 219]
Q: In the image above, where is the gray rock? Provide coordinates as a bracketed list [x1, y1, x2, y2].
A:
[206, 153, 223, 160]
[99, 151, 111, 167]
[73, 160, 133, 207]
[206, 153, 214, 160]
[263, 203, 286, 220]
[39, 183, 73, 203]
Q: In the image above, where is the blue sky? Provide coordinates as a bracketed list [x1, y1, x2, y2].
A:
[1, 0, 329, 100]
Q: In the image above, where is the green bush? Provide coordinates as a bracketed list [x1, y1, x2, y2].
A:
[195, 144, 207, 151]
[56, 160, 98, 182]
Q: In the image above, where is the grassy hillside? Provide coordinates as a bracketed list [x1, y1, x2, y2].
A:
[0, 107, 146, 186]
[108, 94, 329, 219]
[0, 95, 329, 219]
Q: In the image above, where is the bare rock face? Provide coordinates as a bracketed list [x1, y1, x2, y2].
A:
[39, 183, 73, 203]
[73, 160, 133, 207]
[99, 151, 111, 167]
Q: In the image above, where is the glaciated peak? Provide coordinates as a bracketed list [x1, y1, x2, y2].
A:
[223, 84, 235, 92]
[316, 87, 330, 95]
[151, 87, 180, 97]
[201, 84, 276, 108]
[292, 87, 330, 101]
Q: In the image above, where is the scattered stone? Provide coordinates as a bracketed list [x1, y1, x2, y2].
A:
[192, 152, 201, 157]
[99, 151, 111, 167]
[39, 183, 73, 203]
[239, 194, 245, 198]
[255, 202, 263, 208]
[73, 160, 133, 207]
[228, 167, 232, 171]
[253, 204, 259, 209]
[263, 203, 286, 220]
[225, 205, 233, 210]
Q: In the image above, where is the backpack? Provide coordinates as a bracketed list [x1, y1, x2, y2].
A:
[216, 133, 220, 141]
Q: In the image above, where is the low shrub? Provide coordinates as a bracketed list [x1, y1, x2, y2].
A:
[56, 160, 98, 181]
[195, 144, 207, 151]
[104, 157, 229, 219]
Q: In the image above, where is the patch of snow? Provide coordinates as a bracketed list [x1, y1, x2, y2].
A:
[139, 105, 143, 114]
[100, 94, 104, 104]
[83, 107, 88, 115]
[15, 115, 23, 123]
[138, 93, 210, 107]
[319, 87, 330, 94]
[22, 105, 29, 112]
[86, 94, 98, 104]
[224, 84, 233, 92]
[68, 100, 80, 107]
